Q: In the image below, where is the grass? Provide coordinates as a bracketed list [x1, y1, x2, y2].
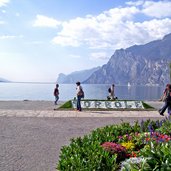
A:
[59, 100, 72, 109]
[142, 101, 154, 109]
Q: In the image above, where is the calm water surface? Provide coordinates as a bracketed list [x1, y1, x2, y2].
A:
[0, 83, 164, 101]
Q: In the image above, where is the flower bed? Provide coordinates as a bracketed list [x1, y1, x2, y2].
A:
[58, 100, 154, 110]
[57, 119, 171, 170]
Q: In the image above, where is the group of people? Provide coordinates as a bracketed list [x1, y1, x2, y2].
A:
[54, 82, 171, 115]
[159, 84, 171, 116]
[53, 82, 84, 111]
[53, 82, 116, 112]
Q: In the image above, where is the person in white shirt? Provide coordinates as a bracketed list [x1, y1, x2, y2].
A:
[76, 81, 84, 111]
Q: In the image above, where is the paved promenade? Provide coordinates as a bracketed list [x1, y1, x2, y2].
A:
[0, 101, 164, 171]
[0, 100, 163, 118]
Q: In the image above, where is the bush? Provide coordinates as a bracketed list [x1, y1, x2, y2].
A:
[101, 142, 127, 162]
[120, 157, 151, 171]
[57, 119, 171, 171]
[58, 137, 118, 171]
[140, 142, 171, 170]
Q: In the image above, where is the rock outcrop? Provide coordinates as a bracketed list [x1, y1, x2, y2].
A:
[84, 33, 171, 85]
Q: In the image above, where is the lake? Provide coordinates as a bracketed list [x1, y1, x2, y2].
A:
[0, 82, 164, 101]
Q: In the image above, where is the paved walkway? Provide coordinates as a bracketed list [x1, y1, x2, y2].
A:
[0, 101, 165, 171]
[0, 100, 163, 118]
[0, 117, 163, 171]
[0, 109, 162, 118]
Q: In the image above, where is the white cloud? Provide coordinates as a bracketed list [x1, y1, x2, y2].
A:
[0, 35, 16, 39]
[33, 15, 61, 28]
[126, 0, 144, 6]
[53, 34, 81, 47]
[52, 6, 139, 48]
[0, 20, 5, 24]
[90, 52, 109, 60]
[0, 35, 23, 40]
[15, 12, 20, 17]
[142, 1, 171, 18]
[0, 0, 9, 7]
[1, 9, 6, 13]
[52, 1, 171, 51]
[69, 54, 81, 59]
[26, 41, 45, 45]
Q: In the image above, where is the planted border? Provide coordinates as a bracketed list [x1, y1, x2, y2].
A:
[57, 119, 171, 171]
[59, 99, 154, 110]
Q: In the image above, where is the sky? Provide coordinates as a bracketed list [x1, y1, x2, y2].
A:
[0, 0, 171, 82]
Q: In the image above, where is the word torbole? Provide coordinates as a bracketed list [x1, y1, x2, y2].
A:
[71, 100, 144, 109]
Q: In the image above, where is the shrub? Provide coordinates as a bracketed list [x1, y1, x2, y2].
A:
[57, 137, 118, 171]
[57, 119, 170, 171]
[140, 142, 171, 170]
[158, 118, 171, 135]
[120, 157, 151, 171]
[101, 142, 127, 162]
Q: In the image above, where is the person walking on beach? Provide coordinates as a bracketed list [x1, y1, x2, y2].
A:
[159, 84, 171, 116]
[54, 84, 59, 105]
[76, 81, 84, 111]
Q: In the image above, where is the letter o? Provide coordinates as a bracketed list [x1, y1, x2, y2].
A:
[115, 102, 122, 108]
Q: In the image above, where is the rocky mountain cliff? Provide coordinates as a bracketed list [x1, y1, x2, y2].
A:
[84, 33, 171, 85]
[57, 67, 100, 84]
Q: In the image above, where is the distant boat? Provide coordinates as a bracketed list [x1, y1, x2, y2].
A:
[128, 82, 131, 87]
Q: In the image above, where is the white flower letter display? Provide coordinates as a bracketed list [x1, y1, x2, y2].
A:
[71, 100, 144, 109]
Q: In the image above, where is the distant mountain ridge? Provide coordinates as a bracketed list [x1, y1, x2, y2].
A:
[84, 33, 171, 85]
[0, 78, 9, 82]
[57, 67, 100, 84]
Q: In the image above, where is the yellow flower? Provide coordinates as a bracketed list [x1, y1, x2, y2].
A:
[144, 144, 150, 150]
[121, 142, 135, 150]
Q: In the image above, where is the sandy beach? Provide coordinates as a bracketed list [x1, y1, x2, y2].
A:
[0, 100, 164, 171]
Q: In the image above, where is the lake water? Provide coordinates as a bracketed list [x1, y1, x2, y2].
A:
[0, 83, 165, 101]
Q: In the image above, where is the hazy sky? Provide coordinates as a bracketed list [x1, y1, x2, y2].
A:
[0, 0, 171, 82]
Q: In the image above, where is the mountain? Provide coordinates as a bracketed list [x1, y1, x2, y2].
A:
[84, 33, 171, 85]
[57, 67, 100, 84]
[0, 78, 9, 82]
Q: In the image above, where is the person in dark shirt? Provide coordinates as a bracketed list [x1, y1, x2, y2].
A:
[159, 84, 171, 116]
[54, 84, 59, 105]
